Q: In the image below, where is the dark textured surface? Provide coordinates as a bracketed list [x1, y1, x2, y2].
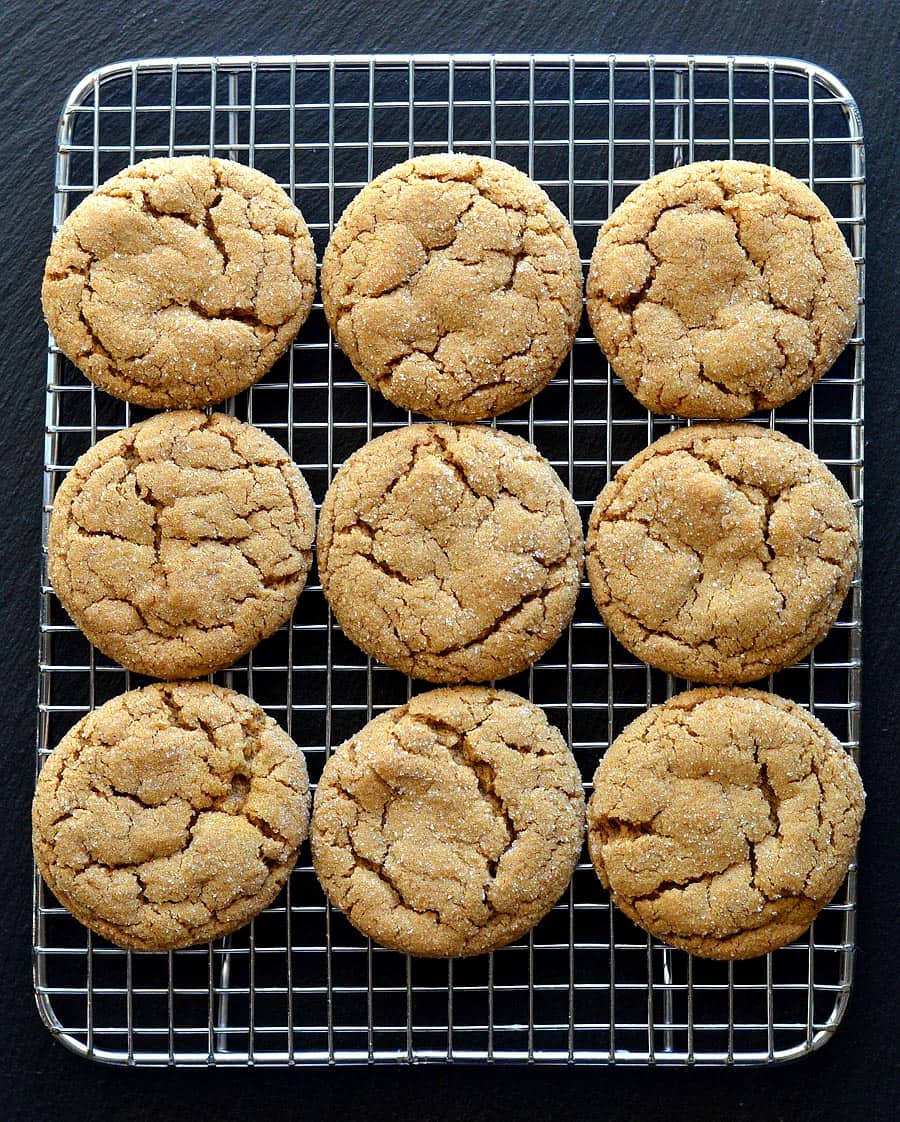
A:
[2, 1, 898, 1118]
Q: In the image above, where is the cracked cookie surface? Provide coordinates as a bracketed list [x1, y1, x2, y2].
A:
[48, 410, 315, 679]
[318, 423, 584, 682]
[32, 682, 311, 951]
[321, 153, 583, 421]
[311, 687, 585, 957]
[587, 687, 864, 959]
[586, 160, 857, 418]
[586, 424, 857, 683]
[42, 156, 317, 407]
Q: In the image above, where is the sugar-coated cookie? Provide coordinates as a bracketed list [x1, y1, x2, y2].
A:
[587, 160, 857, 417]
[586, 424, 857, 683]
[322, 153, 583, 421]
[42, 156, 316, 407]
[48, 411, 315, 678]
[318, 423, 584, 682]
[312, 687, 585, 956]
[33, 683, 311, 951]
[588, 687, 864, 959]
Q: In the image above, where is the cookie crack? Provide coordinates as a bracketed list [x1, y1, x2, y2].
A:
[630, 862, 744, 905]
[199, 187, 230, 269]
[243, 806, 290, 848]
[74, 280, 114, 365]
[760, 493, 788, 613]
[597, 591, 832, 665]
[157, 686, 198, 733]
[747, 741, 782, 898]
[349, 194, 483, 311]
[692, 356, 770, 413]
[803, 756, 833, 895]
[336, 795, 443, 925]
[444, 732, 515, 876]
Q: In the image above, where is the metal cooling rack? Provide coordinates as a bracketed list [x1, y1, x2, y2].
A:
[35, 53, 864, 1067]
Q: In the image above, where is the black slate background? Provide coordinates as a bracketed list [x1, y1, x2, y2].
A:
[2, 1, 898, 1119]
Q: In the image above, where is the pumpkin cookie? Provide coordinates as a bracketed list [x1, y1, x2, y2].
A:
[588, 687, 864, 959]
[312, 687, 585, 957]
[48, 411, 315, 679]
[321, 153, 583, 421]
[42, 156, 317, 407]
[586, 160, 858, 417]
[317, 423, 584, 682]
[33, 682, 311, 952]
[586, 424, 857, 683]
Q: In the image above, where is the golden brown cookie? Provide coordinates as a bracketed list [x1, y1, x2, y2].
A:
[321, 153, 583, 421]
[32, 682, 311, 952]
[586, 160, 858, 418]
[312, 687, 585, 957]
[42, 156, 317, 407]
[586, 424, 857, 683]
[318, 423, 584, 682]
[48, 410, 315, 679]
[588, 687, 864, 959]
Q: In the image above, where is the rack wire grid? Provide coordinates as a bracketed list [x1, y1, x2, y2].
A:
[35, 53, 864, 1067]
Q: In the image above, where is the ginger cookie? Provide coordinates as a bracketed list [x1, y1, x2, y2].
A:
[586, 160, 858, 418]
[318, 423, 584, 682]
[321, 153, 583, 421]
[32, 682, 311, 952]
[588, 687, 864, 959]
[312, 686, 585, 957]
[42, 156, 317, 407]
[48, 410, 315, 679]
[586, 424, 857, 683]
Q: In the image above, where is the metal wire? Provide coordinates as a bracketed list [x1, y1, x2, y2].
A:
[34, 53, 864, 1067]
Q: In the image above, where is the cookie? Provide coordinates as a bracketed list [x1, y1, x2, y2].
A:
[586, 160, 858, 418]
[318, 423, 584, 682]
[42, 156, 317, 408]
[32, 682, 311, 952]
[586, 424, 857, 683]
[588, 687, 864, 959]
[321, 153, 583, 421]
[311, 686, 585, 957]
[48, 410, 315, 679]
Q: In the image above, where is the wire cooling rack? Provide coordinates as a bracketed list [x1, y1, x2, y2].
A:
[35, 54, 864, 1067]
